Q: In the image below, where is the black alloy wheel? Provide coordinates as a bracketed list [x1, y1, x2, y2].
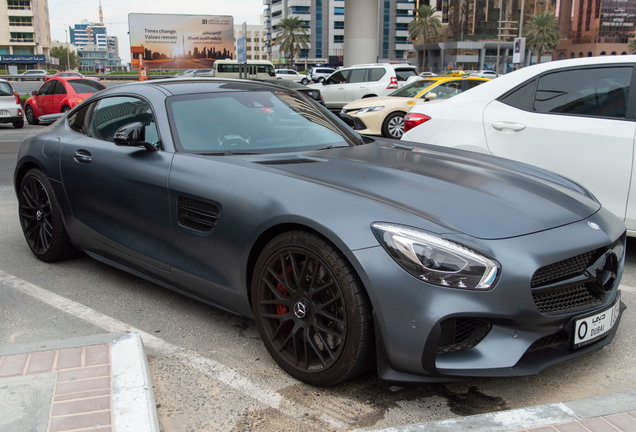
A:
[252, 231, 374, 385]
[18, 169, 73, 262]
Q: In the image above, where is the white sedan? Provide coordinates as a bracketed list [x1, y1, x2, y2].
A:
[275, 69, 305, 83]
[401, 55, 636, 235]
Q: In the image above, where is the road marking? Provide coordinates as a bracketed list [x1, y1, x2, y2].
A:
[0, 269, 346, 429]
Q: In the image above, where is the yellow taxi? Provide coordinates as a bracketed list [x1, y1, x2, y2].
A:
[340, 75, 490, 139]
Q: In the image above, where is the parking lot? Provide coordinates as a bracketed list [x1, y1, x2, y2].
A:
[1, 124, 635, 432]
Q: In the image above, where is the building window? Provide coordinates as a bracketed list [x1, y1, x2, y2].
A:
[10, 32, 34, 43]
[316, 0, 323, 57]
[334, 21, 344, 29]
[7, 0, 31, 10]
[334, 35, 344, 43]
[9, 16, 32, 26]
[334, 7, 344, 15]
[291, 6, 310, 14]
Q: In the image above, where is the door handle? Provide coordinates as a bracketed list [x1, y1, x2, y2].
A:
[492, 121, 526, 132]
[73, 149, 92, 163]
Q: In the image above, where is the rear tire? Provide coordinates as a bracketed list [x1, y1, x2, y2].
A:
[252, 231, 374, 385]
[18, 169, 74, 262]
[13, 119, 24, 128]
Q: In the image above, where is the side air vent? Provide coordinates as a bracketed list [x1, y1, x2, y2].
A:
[177, 196, 220, 233]
[257, 158, 320, 165]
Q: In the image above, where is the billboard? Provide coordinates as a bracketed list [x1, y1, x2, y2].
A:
[128, 13, 234, 70]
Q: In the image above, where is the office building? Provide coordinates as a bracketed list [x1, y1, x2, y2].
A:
[263, 0, 416, 68]
[0, 0, 56, 71]
[234, 24, 269, 61]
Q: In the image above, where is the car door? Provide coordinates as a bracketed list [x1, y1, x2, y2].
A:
[59, 95, 173, 271]
[33, 80, 56, 115]
[49, 80, 67, 113]
[321, 69, 349, 108]
[483, 65, 636, 226]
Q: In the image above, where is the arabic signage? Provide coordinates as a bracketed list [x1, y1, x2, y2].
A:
[128, 13, 234, 70]
[0, 54, 58, 64]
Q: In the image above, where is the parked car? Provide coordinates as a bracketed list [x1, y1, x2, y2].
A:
[24, 76, 106, 125]
[14, 78, 626, 386]
[192, 69, 214, 77]
[341, 75, 489, 138]
[305, 66, 336, 84]
[0, 79, 24, 128]
[311, 63, 418, 110]
[18, 69, 49, 81]
[252, 78, 324, 105]
[175, 69, 197, 77]
[419, 71, 438, 77]
[402, 55, 636, 235]
[46, 71, 101, 82]
[470, 70, 498, 78]
[275, 68, 304, 83]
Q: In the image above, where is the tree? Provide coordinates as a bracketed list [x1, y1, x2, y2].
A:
[629, 39, 636, 53]
[50, 46, 79, 70]
[274, 17, 309, 68]
[408, 5, 442, 71]
[524, 13, 561, 64]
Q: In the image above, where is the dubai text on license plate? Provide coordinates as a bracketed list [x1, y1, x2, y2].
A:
[573, 292, 621, 348]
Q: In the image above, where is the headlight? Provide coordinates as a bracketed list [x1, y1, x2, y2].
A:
[357, 106, 384, 114]
[371, 223, 499, 290]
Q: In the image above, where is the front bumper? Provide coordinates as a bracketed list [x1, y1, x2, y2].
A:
[349, 209, 626, 382]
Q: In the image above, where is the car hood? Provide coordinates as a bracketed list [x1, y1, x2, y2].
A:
[259, 142, 600, 240]
[343, 96, 414, 110]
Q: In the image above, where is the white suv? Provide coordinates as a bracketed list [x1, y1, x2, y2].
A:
[312, 63, 417, 110]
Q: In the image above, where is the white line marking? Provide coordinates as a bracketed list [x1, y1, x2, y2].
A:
[0, 269, 346, 429]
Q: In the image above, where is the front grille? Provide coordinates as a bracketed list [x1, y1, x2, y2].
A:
[531, 251, 594, 288]
[530, 235, 625, 314]
[532, 285, 602, 314]
[437, 318, 491, 354]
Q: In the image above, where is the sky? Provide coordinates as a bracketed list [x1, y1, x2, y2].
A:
[48, 0, 265, 64]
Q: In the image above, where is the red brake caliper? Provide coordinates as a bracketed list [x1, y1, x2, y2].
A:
[276, 264, 292, 315]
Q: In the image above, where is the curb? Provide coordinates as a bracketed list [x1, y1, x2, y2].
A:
[369, 389, 636, 432]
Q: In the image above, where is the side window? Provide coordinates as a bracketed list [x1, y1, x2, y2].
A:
[37, 81, 56, 96]
[348, 68, 368, 83]
[83, 97, 159, 146]
[430, 81, 463, 99]
[534, 67, 631, 118]
[499, 80, 536, 111]
[53, 81, 67, 95]
[395, 68, 416, 81]
[325, 70, 347, 84]
[68, 101, 95, 135]
[368, 68, 386, 82]
[465, 80, 486, 91]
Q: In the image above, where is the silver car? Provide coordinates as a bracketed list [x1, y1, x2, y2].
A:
[0, 79, 24, 128]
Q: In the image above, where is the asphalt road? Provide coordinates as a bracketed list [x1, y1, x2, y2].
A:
[1, 125, 635, 432]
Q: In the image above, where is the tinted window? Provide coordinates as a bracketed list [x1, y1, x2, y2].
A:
[499, 79, 536, 111]
[465, 80, 487, 90]
[326, 70, 347, 84]
[52, 81, 66, 95]
[38, 80, 56, 96]
[533, 67, 631, 118]
[429, 81, 463, 99]
[395, 68, 416, 81]
[368, 68, 386, 81]
[390, 79, 438, 97]
[348, 68, 367, 83]
[67, 79, 106, 94]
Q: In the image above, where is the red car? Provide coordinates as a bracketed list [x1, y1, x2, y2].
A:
[25, 77, 105, 125]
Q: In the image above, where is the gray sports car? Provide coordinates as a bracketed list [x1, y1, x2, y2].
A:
[14, 79, 626, 386]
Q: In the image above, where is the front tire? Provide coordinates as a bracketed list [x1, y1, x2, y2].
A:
[382, 111, 406, 139]
[18, 169, 74, 262]
[25, 105, 38, 125]
[252, 231, 374, 386]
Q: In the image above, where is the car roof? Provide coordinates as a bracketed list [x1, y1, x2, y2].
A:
[102, 78, 294, 97]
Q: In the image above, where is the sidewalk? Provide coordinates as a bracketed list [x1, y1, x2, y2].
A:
[0, 332, 158, 432]
[0, 331, 634, 432]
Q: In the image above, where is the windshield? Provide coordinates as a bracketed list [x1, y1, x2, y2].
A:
[168, 89, 362, 154]
[389, 79, 438, 97]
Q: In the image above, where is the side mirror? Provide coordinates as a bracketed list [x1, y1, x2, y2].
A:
[113, 122, 157, 152]
[31, 90, 37, 96]
[424, 92, 437, 101]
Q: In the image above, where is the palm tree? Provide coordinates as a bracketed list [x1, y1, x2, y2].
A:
[274, 17, 309, 69]
[408, 5, 442, 71]
[524, 13, 561, 64]
[629, 39, 636, 53]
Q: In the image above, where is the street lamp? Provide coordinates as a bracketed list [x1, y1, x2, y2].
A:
[64, 28, 70, 70]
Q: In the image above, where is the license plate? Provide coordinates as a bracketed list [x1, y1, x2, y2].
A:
[0, 110, 9, 116]
[573, 292, 621, 348]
